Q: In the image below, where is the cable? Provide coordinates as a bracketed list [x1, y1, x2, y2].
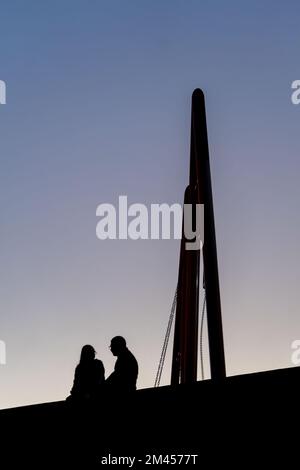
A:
[154, 288, 177, 387]
[199, 294, 206, 380]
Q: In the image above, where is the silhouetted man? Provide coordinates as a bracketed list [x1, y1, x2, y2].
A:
[106, 336, 138, 392]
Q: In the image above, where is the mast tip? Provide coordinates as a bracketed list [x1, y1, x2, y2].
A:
[192, 88, 204, 99]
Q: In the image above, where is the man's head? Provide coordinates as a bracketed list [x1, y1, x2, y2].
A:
[110, 336, 127, 356]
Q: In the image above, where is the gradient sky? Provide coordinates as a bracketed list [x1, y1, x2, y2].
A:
[1, 1, 300, 409]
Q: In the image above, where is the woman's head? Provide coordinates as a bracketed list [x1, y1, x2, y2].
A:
[80, 344, 96, 362]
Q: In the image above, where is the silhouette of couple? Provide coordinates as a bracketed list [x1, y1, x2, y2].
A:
[68, 336, 138, 402]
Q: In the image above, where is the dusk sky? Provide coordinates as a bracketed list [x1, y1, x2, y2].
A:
[1, 1, 300, 409]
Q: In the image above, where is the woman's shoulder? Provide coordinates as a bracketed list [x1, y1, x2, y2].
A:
[94, 358, 104, 368]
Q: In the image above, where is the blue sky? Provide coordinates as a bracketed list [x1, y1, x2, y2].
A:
[1, 1, 300, 408]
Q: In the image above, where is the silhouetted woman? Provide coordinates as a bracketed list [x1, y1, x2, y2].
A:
[69, 345, 105, 401]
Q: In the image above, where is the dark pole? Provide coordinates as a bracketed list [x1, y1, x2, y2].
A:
[192, 88, 226, 381]
[171, 185, 199, 385]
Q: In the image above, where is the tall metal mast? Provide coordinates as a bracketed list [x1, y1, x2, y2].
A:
[171, 89, 226, 384]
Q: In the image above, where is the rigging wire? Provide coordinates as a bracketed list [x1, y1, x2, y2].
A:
[154, 288, 177, 387]
[154, 252, 207, 386]
[199, 293, 206, 380]
[199, 250, 206, 380]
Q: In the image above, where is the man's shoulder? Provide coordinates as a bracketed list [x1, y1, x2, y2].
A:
[126, 349, 138, 365]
